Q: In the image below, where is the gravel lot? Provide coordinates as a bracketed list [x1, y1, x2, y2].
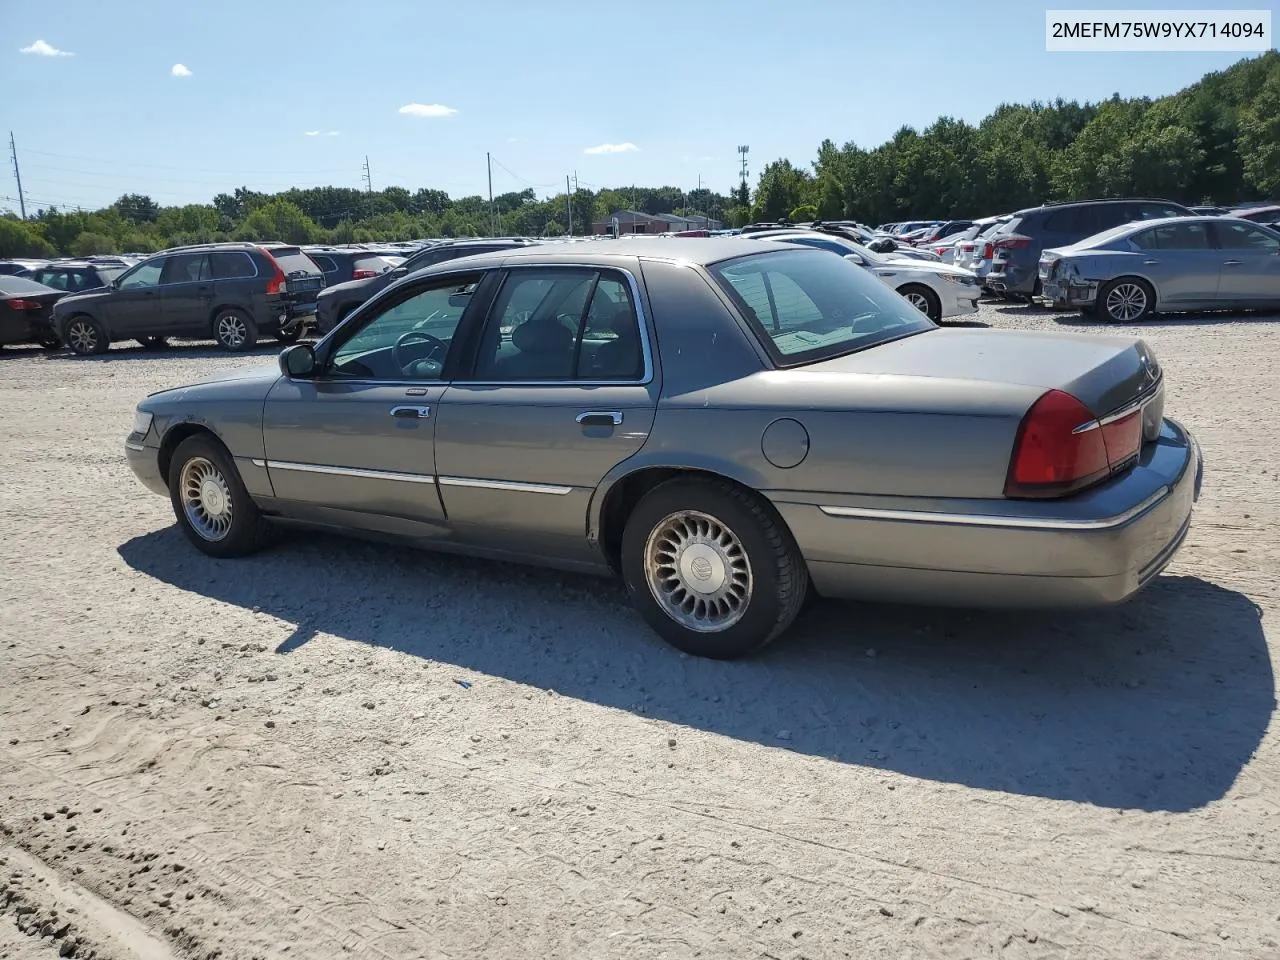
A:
[1, 298, 1278, 959]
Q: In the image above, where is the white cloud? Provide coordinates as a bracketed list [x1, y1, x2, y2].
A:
[398, 103, 458, 118]
[584, 142, 639, 155]
[304, 130, 320, 137]
[507, 137, 518, 143]
[171, 63, 192, 77]
[20, 40, 73, 57]
[326, 130, 339, 136]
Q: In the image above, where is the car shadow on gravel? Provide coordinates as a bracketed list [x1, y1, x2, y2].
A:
[118, 527, 1272, 813]
[1052, 309, 1280, 329]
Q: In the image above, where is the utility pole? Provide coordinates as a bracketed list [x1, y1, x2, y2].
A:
[9, 132, 27, 220]
[487, 152, 496, 236]
[362, 155, 372, 194]
[737, 144, 750, 204]
[566, 175, 573, 235]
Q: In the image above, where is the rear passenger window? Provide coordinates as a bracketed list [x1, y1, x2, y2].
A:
[581, 278, 643, 380]
[1132, 222, 1211, 250]
[160, 254, 211, 284]
[35, 270, 69, 290]
[209, 252, 257, 280]
[1137, 203, 1187, 220]
[310, 255, 338, 274]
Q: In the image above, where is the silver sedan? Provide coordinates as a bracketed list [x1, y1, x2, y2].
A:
[125, 239, 1203, 659]
[1039, 216, 1280, 321]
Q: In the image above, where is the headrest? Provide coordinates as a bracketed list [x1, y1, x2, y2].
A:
[511, 316, 573, 354]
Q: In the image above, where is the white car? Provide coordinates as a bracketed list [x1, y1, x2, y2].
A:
[758, 233, 981, 322]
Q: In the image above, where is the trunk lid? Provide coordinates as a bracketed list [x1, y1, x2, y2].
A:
[806, 328, 1163, 434]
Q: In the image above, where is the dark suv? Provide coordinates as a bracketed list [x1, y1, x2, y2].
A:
[314, 237, 540, 334]
[21, 259, 129, 293]
[52, 242, 325, 355]
[987, 198, 1194, 299]
[302, 246, 407, 287]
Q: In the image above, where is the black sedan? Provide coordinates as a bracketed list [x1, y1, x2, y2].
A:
[0, 275, 67, 349]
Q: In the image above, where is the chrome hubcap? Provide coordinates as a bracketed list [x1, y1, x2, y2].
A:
[644, 510, 752, 633]
[904, 292, 930, 313]
[180, 457, 233, 541]
[1106, 283, 1147, 321]
[217, 315, 247, 347]
[68, 321, 97, 352]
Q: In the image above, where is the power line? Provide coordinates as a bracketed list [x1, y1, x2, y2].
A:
[486, 155, 559, 189]
[19, 147, 356, 177]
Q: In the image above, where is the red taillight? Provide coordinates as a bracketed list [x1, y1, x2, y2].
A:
[1005, 390, 1111, 498]
[995, 235, 1031, 250]
[351, 268, 377, 280]
[261, 250, 288, 294]
[1100, 410, 1142, 470]
[5, 299, 42, 310]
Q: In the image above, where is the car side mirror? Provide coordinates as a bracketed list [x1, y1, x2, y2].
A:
[392, 266, 408, 277]
[844, 253, 866, 266]
[280, 343, 317, 379]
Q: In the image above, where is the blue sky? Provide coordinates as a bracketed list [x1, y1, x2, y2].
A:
[0, 0, 1266, 214]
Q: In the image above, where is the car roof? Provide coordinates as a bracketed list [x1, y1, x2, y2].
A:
[1014, 198, 1186, 215]
[418, 237, 781, 271]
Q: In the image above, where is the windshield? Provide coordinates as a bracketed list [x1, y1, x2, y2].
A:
[708, 249, 934, 367]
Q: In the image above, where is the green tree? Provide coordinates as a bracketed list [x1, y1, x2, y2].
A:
[0, 216, 57, 257]
[70, 231, 119, 256]
[113, 193, 159, 224]
[239, 199, 319, 244]
[1239, 71, 1280, 196]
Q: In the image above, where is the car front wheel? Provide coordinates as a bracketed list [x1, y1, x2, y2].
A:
[620, 478, 808, 659]
[168, 434, 275, 558]
[897, 283, 942, 322]
[63, 315, 109, 355]
[213, 308, 258, 352]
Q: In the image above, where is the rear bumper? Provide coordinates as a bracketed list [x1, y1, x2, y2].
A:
[770, 417, 1203, 609]
[1039, 279, 1099, 307]
[986, 260, 1037, 295]
[940, 285, 980, 319]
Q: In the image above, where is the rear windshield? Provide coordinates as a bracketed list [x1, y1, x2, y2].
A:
[0, 275, 57, 295]
[267, 247, 322, 275]
[355, 255, 404, 272]
[708, 248, 934, 367]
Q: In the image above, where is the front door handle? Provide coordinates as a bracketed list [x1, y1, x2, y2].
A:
[390, 405, 431, 419]
[1143, 259, 1160, 265]
[576, 410, 622, 426]
[1223, 260, 1244, 266]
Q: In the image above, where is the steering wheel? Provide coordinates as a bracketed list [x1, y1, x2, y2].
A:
[393, 330, 445, 374]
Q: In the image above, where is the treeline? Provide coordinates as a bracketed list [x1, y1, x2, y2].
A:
[3, 51, 1278, 259]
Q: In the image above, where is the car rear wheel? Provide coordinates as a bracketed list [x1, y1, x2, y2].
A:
[213, 308, 258, 352]
[897, 283, 942, 322]
[64, 316, 109, 356]
[168, 434, 275, 558]
[1098, 278, 1154, 323]
[620, 478, 808, 659]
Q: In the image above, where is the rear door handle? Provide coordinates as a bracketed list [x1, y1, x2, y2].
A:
[1223, 260, 1244, 266]
[1143, 259, 1160, 265]
[576, 410, 622, 426]
[390, 405, 431, 419]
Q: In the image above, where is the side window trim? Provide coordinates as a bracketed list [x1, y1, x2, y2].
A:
[314, 269, 491, 383]
[457, 263, 652, 387]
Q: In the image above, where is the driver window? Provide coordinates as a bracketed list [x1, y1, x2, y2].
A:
[328, 275, 479, 380]
[118, 260, 164, 290]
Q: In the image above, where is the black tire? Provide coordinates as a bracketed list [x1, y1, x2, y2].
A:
[1097, 277, 1154, 324]
[167, 434, 275, 558]
[138, 336, 168, 350]
[897, 283, 942, 322]
[620, 477, 808, 659]
[63, 315, 110, 356]
[212, 308, 258, 352]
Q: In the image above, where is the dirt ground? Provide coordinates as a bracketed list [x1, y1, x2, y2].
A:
[1, 299, 1277, 960]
